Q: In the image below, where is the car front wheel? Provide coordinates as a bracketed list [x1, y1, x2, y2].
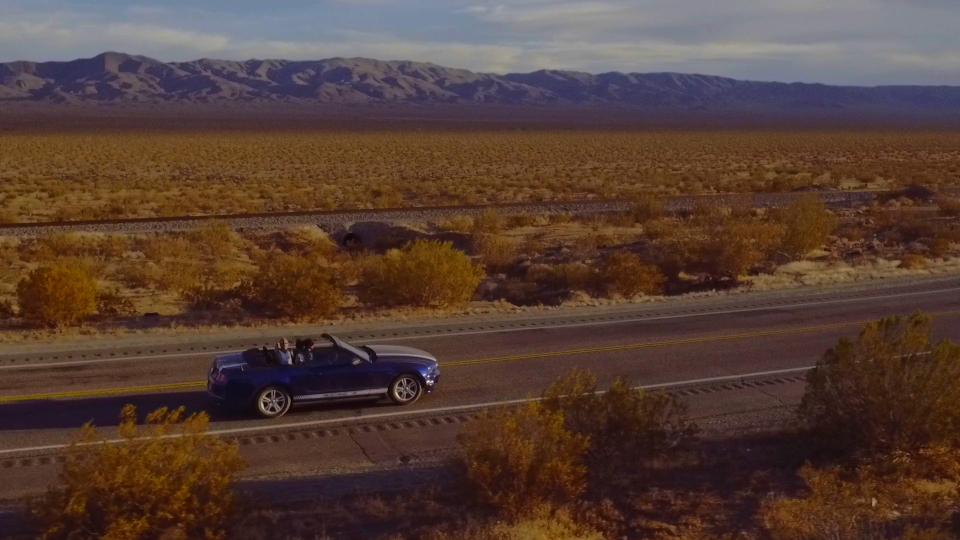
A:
[388, 374, 423, 405]
[254, 386, 292, 418]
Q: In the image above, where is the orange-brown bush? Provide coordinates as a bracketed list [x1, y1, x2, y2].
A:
[246, 253, 344, 321]
[778, 195, 838, 260]
[898, 253, 928, 269]
[358, 239, 483, 308]
[526, 263, 596, 293]
[458, 401, 589, 516]
[96, 288, 137, 317]
[473, 234, 517, 272]
[30, 405, 245, 540]
[423, 508, 607, 540]
[692, 219, 782, 281]
[17, 261, 98, 327]
[600, 252, 665, 297]
[543, 369, 697, 483]
[761, 450, 960, 540]
[799, 312, 960, 456]
[472, 210, 505, 235]
[628, 193, 665, 224]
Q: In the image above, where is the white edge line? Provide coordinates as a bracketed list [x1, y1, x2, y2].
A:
[0, 365, 814, 456]
[3, 283, 959, 371]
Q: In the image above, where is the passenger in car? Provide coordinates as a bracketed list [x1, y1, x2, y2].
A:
[293, 338, 315, 365]
[275, 338, 293, 366]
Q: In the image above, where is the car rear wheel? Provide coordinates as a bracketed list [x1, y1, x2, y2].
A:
[254, 386, 292, 418]
[388, 374, 423, 405]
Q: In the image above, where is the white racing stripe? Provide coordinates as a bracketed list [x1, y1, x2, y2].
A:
[2, 283, 958, 371]
[0, 365, 813, 456]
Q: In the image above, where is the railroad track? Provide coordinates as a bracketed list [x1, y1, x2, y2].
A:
[0, 189, 899, 237]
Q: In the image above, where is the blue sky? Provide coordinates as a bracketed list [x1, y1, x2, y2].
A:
[1, 0, 959, 85]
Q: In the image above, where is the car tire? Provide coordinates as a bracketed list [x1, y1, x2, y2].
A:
[254, 386, 292, 419]
[388, 374, 423, 405]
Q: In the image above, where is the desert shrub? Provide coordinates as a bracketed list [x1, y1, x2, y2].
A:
[425, 509, 607, 540]
[96, 288, 137, 317]
[93, 235, 130, 258]
[0, 299, 16, 319]
[473, 210, 505, 235]
[898, 253, 928, 269]
[17, 261, 98, 327]
[473, 234, 517, 272]
[548, 213, 573, 225]
[543, 369, 697, 483]
[628, 193, 665, 224]
[693, 220, 782, 281]
[601, 252, 665, 297]
[778, 195, 838, 260]
[274, 228, 337, 258]
[937, 196, 960, 217]
[927, 237, 952, 258]
[761, 455, 960, 540]
[30, 405, 245, 540]
[113, 262, 159, 290]
[457, 401, 589, 516]
[187, 222, 238, 259]
[358, 239, 483, 308]
[246, 253, 343, 321]
[506, 214, 545, 229]
[439, 215, 474, 233]
[527, 263, 596, 293]
[141, 236, 195, 264]
[799, 312, 960, 456]
[19, 233, 86, 263]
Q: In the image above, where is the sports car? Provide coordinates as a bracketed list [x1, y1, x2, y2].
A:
[207, 333, 439, 418]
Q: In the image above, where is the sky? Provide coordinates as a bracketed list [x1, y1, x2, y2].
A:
[0, 0, 958, 85]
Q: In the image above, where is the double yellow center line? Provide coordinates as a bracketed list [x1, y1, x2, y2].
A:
[4, 309, 960, 404]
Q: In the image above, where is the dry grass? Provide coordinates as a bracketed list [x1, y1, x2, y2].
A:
[1, 130, 959, 222]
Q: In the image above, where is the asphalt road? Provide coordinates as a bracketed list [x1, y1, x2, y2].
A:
[2, 278, 960, 450]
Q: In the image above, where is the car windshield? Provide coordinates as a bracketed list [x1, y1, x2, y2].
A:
[322, 334, 371, 363]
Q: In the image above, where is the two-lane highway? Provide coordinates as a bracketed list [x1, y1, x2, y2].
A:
[1, 277, 959, 458]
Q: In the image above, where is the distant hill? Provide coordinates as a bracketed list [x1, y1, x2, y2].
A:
[3, 51, 960, 111]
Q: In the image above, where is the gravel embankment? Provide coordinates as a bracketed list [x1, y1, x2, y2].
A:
[0, 190, 888, 237]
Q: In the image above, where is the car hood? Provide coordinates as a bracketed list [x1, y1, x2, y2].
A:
[366, 345, 437, 364]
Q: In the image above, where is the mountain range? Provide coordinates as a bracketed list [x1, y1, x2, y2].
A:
[3, 51, 960, 110]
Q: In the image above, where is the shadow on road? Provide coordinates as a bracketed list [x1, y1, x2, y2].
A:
[0, 391, 398, 432]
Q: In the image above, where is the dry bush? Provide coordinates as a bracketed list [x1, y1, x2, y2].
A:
[457, 401, 589, 516]
[799, 312, 960, 456]
[628, 193, 666, 224]
[245, 253, 343, 321]
[425, 509, 607, 540]
[601, 252, 665, 297]
[187, 223, 239, 259]
[96, 288, 137, 317]
[506, 214, 546, 229]
[693, 220, 782, 281]
[4, 131, 960, 222]
[358, 239, 483, 308]
[17, 261, 98, 327]
[141, 236, 194, 263]
[439, 215, 474, 233]
[473, 234, 517, 272]
[0, 299, 17, 319]
[113, 262, 160, 290]
[936, 196, 960, 217]
[778, 196, 838, 260]
[548, 213, 573, 225]
[761, 453, 960, 540]
[473, 210, 505, 235]
[898, 253, 928, 269]
[30, 405, 245, 540]
[527, 263, 596, 293]
[543, 369, 698, 483]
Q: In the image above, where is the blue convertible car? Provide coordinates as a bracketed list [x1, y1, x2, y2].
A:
[207, 334, 440, 418]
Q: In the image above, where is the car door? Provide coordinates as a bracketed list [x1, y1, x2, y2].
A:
[304, 349, 388, 399]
